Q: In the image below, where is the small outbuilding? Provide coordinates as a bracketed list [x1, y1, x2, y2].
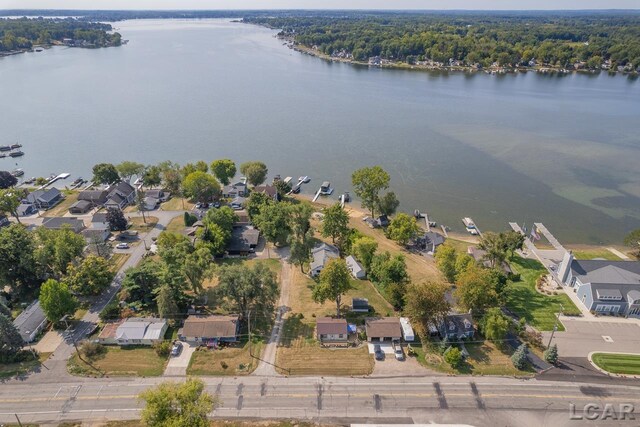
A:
[399, 317, 415, 342]
[351, 298, 370, 313]
[346, 255, 366, 279]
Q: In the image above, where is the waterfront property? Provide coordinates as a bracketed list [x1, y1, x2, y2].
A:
[417, 231, 446, 254]
[253, 184, 278, 201]
[222, 181, 247, 199]
[104, 182, 136, 210]
[439, 313, 475, 341]
[78, 189, 109, 207]
[316, 317, 349, 345]
[365, 317, 402, 342]
[557, 252, 640, 318]
[41, 217, 86, 233]
[23, 188, 63, 210]
[68, 199, 93, 214]
[309, 243, 340, 277]
[12, 300, 47, 343]
[468, 246, 513, 275]
[179, 315, 239, 345]
[17, 203, 37, 217]
[97, 318, 168, 346]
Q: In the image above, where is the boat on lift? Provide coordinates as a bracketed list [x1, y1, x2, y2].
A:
[9, 150, 24, 157]
[0, 145, 10, 152]
[11, 168, 24, 177]
[10, 143, 22, 149]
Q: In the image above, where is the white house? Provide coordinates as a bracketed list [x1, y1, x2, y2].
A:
[346, 255, 366, 279]
[309, 243, 339, 277]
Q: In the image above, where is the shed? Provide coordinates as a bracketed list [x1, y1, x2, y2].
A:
[351, 298, 369, 313]
[69, 200, 93, 214]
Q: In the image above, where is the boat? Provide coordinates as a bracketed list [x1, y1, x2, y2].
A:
[291, 184, 301, 194]
[72, 177, 84, 186]
[462, 217, 476, 229]
[0, 153, 6, 158]
[283, 176, 292, 185]
[298, 176, 310, 184]
[320, 181, 333, 195]
[9, 150, 24, 157]
[10, 143, 22, 149]
[24, 177, 35, 184]
[11, 169, 24, 177]
[0, 145, 10, 152]
[341, 192, 351, 202]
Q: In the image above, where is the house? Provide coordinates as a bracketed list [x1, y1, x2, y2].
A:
[365, 317, 402, 342]
[346, 255, 366, 279]
[222, 181, 247, 199]
[419, 231, 446, 253]
[178, 315, 239, 345]
[316, 317, 349, 345]
[97, 318, 168, 346]
[467, 246, 513, 274]
[78, 189, 109, 206]
[144, 189, 170, 202]
[17, 203, 37, 217]
[91, 212, 109, 226]
[82, 228, 110, 243]
[42, 217, 86, 233]
[143, 196, 160, 211]
[230, 196, 246, 210]
[24, 188, 63, 210]
[0, 214, 9, 228]
[439, 313, 475, 340]
[351, 298, 369, 313]
[13, 300, 47, 343]
[363, 215, 390, 229]
[226, 226, 260, 255]
[309, 243, 340, 277]
[104, 182, 136, 210]
[557, 252, 640, 317]
[68, 200, 93, 214]
[234, 210, 250, 227]
[253, 184, 278, 201]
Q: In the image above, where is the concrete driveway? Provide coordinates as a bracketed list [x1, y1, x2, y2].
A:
[544, 318, 640, 357]
[163, 342, 196, 377]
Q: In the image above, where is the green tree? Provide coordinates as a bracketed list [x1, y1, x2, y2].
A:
[444, 346, 462, 368]
[313, 258, 353, 317]
[370, 251, 409, 309]
[0, 224, 39, 295]
[254, 202, 291, 250]
[544, 343, 559, 365]
[289, 228, 314, 273]
[245, 191, 272, 222]
[34, 227, 86, 278]
[210, 159, 237, 185]
[155, 284, 179, 320]
[503, 231, 525, 259]
[65, 255, 114, 295]
[92, 163, 120, 185]
[481, 307, 510, 345]
[624, 229, 640, 259]
[183, 247, 214, 294]
[0, 170, 18, 189]
[435, 244, 457, 283]
[143, 165, 162, 187]
[139, 378, 217, 427]
[182, 161, 209, 177]
[351, 166, 390, 217]
[203, 206, 237, 237]
[321, 203, 350, 244]
[377, 191, 400, 216]
[182, 171, 220, 204]
[404, 281, 450, 338]
[0, 188, 24, 224]
[106, 207, 128, 231]
[0, 313, 24, 362]
[198, 224, 229, 257]
[454, 253, 475, 278]
[387, 213, 420, 246]
[120, 260, 161, 309]
[240, 161, 268, 187]
[216, 262, 278, 319]
[478, 231, 522, 268]
[39, 279, 78, 325]
[351, 236, 378, 271]
[454, 265, 499, 315]
[511, 343, 528, 370]
[115, 161, 145, 183]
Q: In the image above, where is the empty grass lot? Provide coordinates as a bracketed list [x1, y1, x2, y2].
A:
[67, 346, 167, 377]
[161, 197, 194, 211]
[275, 316, 374, 376]
[164, 215, 186, 234]
[592, 353, 640, 375]
[504, 257, 580, 331]
[129, 216, 159, 232]
[187, 341, 264, 376]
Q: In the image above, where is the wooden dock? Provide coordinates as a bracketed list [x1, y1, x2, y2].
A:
[39, 173, 70, 190]
[534, 222, 567, 252]
[312, 188, 322, 202]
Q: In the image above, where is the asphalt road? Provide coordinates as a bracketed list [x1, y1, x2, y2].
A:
[2, 376, 640, 426]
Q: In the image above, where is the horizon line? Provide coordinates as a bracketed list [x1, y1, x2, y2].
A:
[2, 8, 640, 12]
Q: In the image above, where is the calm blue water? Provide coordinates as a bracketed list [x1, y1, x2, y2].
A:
[1, 19, 639, 244]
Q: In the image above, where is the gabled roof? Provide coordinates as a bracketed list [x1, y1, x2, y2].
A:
[36, 188, 62, 204]
[571, 259, 640, 282]
[115, 318, 166, 341]
[254, 185, 277, 198]
[78, 189, 109, 204]
[181, 315, 239, 338]
[316, 317, 348, 336]
[441, 313, 474, 334]
[578, 264, 640, 286]
[227, 226, 260, 253]
[346, 255, 364, 275]
[69, 200, 92, 211]
[109, 181, 136, 197]
[42, 217, 86, 232]
[92, 212, 108, 223]
[12, 300, 46, 342]
[310, 243, 339, 271]
[365, 317, 402, 338]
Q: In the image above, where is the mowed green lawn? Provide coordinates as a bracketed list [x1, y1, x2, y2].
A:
[592, 353, 640, 375]
[504, 257, 580, 331]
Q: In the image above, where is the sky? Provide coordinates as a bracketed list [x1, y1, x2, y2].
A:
[0, 0, 638, 10]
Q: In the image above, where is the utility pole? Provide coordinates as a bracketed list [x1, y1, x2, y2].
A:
[547, 304, 563, 348]
[14, 414, 22, 427]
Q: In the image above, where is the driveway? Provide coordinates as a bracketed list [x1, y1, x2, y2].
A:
[544, 318, 640, 357]
[31, 330, 64, 354]
[368, 343, 428, 376]
[163, 342, 196, 376]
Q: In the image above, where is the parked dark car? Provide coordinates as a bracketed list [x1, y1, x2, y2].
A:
[171, 341, 183, 357]
[374, 344, 385, 361]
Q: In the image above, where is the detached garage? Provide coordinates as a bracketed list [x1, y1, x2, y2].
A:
[365, 317, 402, 342]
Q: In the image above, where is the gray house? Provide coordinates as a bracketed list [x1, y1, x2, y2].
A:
[78, 189, 109, 207]
[439, 313, 475, 340]
[42, 217, 86, 233]
[346, 255, 366, 279]
[222, 181, 247, 199]
[97, 318, 168, 346]
[104, 182, 136, 210]
[557, 252, 640, 317]
[179, 315, 239, 345]
[24, 188, 63, 210]
[13, 300, 47, 343]
[310, 243, 340, 277]
[68, 200, 93, 214]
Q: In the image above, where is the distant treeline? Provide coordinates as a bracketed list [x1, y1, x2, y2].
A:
[0, 18, 121, 52]
[245, 13, 640, 71]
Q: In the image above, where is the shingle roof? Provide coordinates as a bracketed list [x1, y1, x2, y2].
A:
[12, 300, 46, 342]
[78, 189, 109, 204]
[365, 317, 402, 338]
[346, 255, 364, 275]
[37, 188, 61, 204]
[316, 317, 348, 336]
[181, 315, 239, 338]
[42, 217, 86, 232]
[115, 318, 166, 341]
[310, 243, 339, 271]
[227, 226, 260, 253]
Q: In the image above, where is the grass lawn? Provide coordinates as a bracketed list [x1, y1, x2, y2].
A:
[275, 316, 374, 376]
[129, 216, 159, 232]
[571, 248, 623, 261]
[67, 346, 167, 377]
[0, 352, 51, 379]
[187, 341, 264, 376]
[413, 339, 534, 376]
[165, 215, 186, 234]
[592, 353, 640, 375]
[161, 197, 194, 211]
[42, 191, 79, 217]
[504, 257, 580, 331]
[110, 253, 130, 272]
[443, 238, 473, 254]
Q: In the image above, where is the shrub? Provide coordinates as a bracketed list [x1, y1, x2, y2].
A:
[99, 300, 121, 322]
[544, 343, 559, 365]
[220, 361, 228, 370]
[80, 341, 106, 360]
[154, 341, 172, 357]
[511, 343, 528, 370]
[184, 212, 198, 227]
[444, 346, 462, 368]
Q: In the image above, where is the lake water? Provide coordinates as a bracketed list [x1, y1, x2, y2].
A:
[1, 19, 639, 244]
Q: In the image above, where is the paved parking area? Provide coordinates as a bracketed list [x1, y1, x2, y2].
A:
[32, 331, 64, 353]
[367, 343, 395, 354]
[163, 342, 196, 376]
[544, 319, 640, 357]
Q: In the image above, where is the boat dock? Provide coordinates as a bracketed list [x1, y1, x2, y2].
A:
[533, 222, 567, 252]
[39, 173, 70, 189]
[312, 187, 322, 202]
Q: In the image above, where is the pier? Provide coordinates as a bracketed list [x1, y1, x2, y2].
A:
[312, 187, 322, 202]
[38, 173, 71, 190]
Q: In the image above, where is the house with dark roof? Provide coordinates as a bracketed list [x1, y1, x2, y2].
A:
[365, 317, 402, 342]
[104, 182, 136, 210]
[42, 217, 86, 233]
[351, 298, 369, 313]
[310, 243, 340, 277]
[419, 231, 446, 254]
[13, 300, 47, 343]
[78, 189, 109, 206]
[226, 226, 260, 255]
[253, 184, 278, 201]
[144, 189, 170, 202]
[24, 188, 63, 210]
[316, 317, 348, 345]
[17, 203, 37, 217]
[439, 313, 475, 340]
[178, 315, 239, 345]
[68, 199, 93, 214]
[557, 252, 640, 317]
